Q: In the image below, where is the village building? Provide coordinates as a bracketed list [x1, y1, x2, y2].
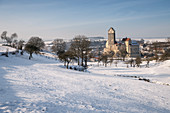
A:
[104, 27, 140, 58]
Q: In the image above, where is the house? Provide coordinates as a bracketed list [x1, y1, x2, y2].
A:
[122, 38, 140, 57]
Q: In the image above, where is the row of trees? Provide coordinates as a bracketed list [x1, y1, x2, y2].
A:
[51, 35, 91, 69]
[2, 31, 169, 69]
[97, 55, 142, 68]
[1, 31, 91, 68]
[1, 31, 45, 60]
[1, 31, 25, 50]
[21, 35, 90, 68]
[1, 31, 18, 45]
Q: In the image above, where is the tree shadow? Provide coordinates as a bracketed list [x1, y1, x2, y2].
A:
[0, 60, 22, 112]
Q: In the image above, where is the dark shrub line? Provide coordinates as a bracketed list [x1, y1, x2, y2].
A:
[115, 74, 169, 86]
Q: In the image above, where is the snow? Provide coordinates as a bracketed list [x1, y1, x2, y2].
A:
[89, 61, 170, 85]
[133, 37, 167, 42]
[0, 52, 170, 112]
[0, 45, 16, 53]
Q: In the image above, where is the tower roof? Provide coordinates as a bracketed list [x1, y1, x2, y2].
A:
[108, 27, 115, 33]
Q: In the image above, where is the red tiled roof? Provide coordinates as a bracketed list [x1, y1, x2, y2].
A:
[126, 38, 131, 41]
[122, 37, 131, 41]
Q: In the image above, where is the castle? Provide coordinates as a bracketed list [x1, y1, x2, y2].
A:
[104, 27, 140, 58]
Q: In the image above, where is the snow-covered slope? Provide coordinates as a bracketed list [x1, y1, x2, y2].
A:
[0, 54, 170, 113]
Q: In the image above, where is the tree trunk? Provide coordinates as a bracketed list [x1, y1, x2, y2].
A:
[105, 61, 107, 67]
[78, 57, 80, 66]
[98, 61, 100, 67]
[85, 58, 87, 68]
[20, 46, 23, 50]
[123, 57, 125, 61]
[29, 53, 33, 60]
[20, 50, 23, 55]
[64, 61, 66, 66]
[66, 61, 70, 69]
[85, 52, 88, 68]
[81, 52, 84, 66]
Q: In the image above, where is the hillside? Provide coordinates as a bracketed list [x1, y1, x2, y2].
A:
[0, 53, 170, 113]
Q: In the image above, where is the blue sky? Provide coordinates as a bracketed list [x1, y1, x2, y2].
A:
[0, 0, 170, 40]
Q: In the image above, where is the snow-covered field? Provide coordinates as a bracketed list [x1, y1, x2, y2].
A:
[0, 53, 170, 113]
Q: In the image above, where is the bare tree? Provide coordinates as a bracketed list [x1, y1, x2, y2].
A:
[107, 51, 115, 66]
[51, 39, 66, 55]
[6, 37, 13, 45]
[146, 58, 150, 68]
[1, 31, 7, 41]
[8, 33, 18, 46]
[101, 53, 109, 67]
[119, 45, 127, 61]
[166, 37, 170, 42]
[25, 37, 45, 59]
[129, 58, 134, 67]
[81, 38, 91, 67]
[135, 56, 142, 67]
[1, 31, 18, 45]
[70, 35, 91, 67]
[160, 49, 170, 61]
[18, 40, 25, 50]
[58, 50, 75, 69]
[154, 53, 159, 62]
[114, 61, 118, 67]
[70, 37, 81, 65]
[11, 33, 18, 40]
[116, 52, 121, 59]
[12, 39, 18, 48]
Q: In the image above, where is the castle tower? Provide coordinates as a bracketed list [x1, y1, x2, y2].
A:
[108, 27, 116, 45]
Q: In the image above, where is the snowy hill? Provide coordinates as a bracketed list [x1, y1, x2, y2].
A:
[0, 53, 170, 113]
